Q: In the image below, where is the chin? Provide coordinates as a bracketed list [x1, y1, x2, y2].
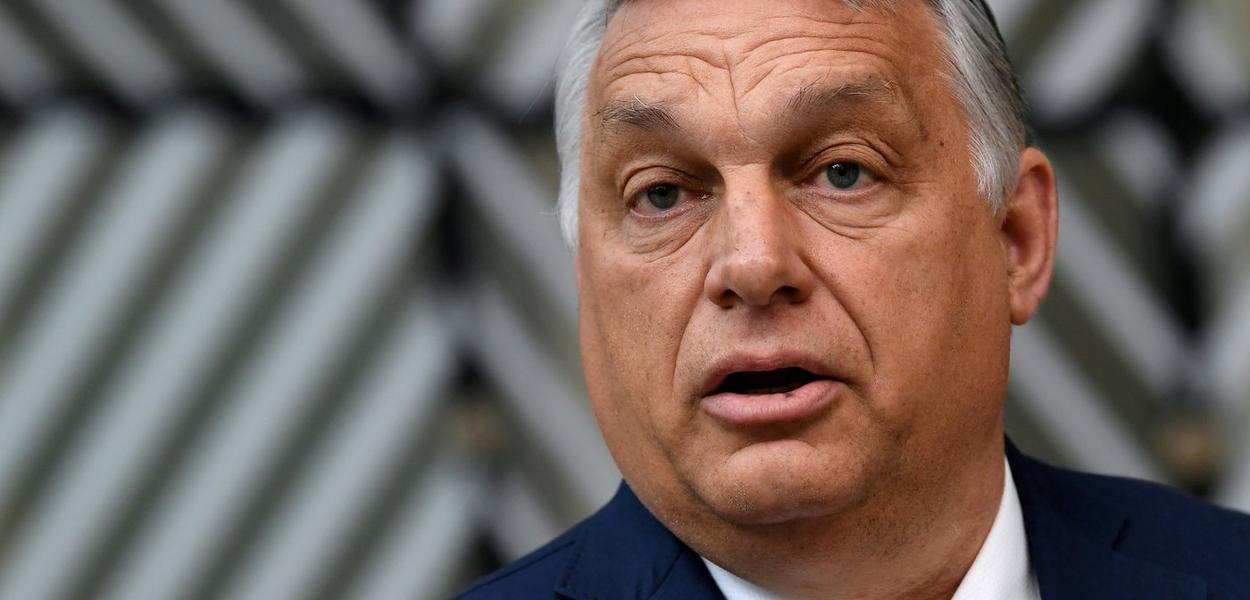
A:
[688, 439, 874, 526]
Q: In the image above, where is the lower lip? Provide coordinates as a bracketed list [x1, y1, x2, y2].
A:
[700, 379, 840, 427]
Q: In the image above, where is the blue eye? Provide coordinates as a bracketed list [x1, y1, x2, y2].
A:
[825, 162, 862, 189]
[644, 184, 681, 210]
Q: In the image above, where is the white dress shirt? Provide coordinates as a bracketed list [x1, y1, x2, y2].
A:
[702, 459, 1041, 599]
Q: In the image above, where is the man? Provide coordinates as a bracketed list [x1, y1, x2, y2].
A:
[458, 0, 1250, 598]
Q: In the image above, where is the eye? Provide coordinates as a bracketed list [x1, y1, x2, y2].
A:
[820, 161, 876, 191]
[634, 183, 684, 215]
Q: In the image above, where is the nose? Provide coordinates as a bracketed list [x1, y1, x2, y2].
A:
[704, 180, 815, 309]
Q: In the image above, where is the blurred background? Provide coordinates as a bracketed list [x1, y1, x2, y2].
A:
[0, 0, 1246, 598]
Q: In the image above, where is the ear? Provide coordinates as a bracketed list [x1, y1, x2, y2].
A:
[1000, 147, 1058, 325]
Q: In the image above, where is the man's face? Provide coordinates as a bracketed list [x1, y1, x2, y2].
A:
[577, 0, 1020, 530]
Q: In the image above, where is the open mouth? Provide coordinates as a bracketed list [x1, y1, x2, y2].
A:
[711, 367, 826, 396]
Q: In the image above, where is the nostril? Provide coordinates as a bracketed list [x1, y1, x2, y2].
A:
[774, 285, 802, 302]
[711, 284, 807, 309]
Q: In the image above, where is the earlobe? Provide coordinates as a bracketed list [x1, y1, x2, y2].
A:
[1001, 148, 1059, 325]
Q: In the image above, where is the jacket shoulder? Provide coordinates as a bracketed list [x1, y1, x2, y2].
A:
[1036, 460, 1250, 593]
[1063, 467, 1250, 547]
[451, 520, 583, 599]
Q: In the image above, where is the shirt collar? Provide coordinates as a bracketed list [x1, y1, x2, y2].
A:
[703, 559, 785, 600]
[702, 458, 1039, 600]
[950, 458, 1040, 600]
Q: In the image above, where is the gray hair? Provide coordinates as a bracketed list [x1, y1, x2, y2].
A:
[554, 0, 1029, 247]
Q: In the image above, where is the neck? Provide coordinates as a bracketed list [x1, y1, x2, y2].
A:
[689, 438, 1005, 600]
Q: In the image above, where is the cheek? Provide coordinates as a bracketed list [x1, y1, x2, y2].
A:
[824, 206, 1009, 423]
[579, 246, 707, 428]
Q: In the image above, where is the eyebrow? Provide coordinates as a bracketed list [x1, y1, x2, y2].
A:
[595, 97, 682, 131]
[783, 79, 902, 116]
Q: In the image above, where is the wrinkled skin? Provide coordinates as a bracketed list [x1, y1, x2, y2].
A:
[575, 0, 1057, 598]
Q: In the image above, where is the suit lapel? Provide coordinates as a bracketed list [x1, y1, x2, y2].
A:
[556, 483, 724, 600]
[1007, 441, 1207, 600]
[650, 550, 727, 600]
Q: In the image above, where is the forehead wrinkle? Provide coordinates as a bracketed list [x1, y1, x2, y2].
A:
[600, 20, 917, 127]
[590, 2, 944, 158]
[731, 16, 912, 98]
[757, 8, 892, 28]
[735, 18, 901, 59]
[738, 33, 901, 79]
[595, 50, 730, 106]
[597, 27, 736, 80]
[597, 65, 719, 119]
[735, 44, 900, 99]
[594, 52, 739, 139]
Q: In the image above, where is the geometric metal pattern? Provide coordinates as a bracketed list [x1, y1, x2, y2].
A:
[0, 1, 1244, 598]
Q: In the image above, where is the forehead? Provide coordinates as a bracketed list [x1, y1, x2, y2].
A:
[591, 0, 945, 117]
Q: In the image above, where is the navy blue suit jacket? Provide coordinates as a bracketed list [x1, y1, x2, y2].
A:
[456, 442, 1250, 599]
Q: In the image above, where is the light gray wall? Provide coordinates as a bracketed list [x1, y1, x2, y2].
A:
[0, 1, 1246, 598]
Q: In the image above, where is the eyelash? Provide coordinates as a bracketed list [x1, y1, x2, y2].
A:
[628, 184, 703, 219]
[810, 160, 879, 192]
[802, 144, 886, 187]
[624, 169, 703, 214]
